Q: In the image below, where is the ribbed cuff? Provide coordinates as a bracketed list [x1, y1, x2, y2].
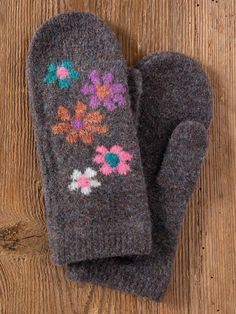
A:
[66, 258, 170, 302]
[50, 221, 152, 265]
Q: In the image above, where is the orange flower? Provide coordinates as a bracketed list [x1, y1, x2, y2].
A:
[52, 102, 108, 144]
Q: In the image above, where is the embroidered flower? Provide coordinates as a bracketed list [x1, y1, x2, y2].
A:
[68, 168, 101, 195]
[52, 102, 108, 144]
[43, 60, 79, 89]
[93, 145, 132, 175]
[81, 70, 126, 111]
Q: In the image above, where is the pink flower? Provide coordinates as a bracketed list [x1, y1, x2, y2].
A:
[93, 145, 132, 175]
[81, 70, 126, 111]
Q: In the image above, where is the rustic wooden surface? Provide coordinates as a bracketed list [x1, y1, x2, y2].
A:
[0, 0, 235, 313]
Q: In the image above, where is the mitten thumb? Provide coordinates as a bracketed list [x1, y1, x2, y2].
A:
[153, 120, 208, 238]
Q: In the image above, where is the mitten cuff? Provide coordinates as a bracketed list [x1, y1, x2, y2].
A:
[50, 221, 152, 264]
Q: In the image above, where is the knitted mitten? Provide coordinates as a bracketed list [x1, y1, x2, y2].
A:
[27, 12, 151, 265]
[66, 52, 212, 301]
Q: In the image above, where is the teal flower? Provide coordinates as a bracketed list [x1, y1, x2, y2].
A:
[43, 60, 80, 89]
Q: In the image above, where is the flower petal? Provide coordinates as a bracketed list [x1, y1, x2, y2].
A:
[119, 151, 133, 162]
[66, 131, 79, 143]
[89, 70, 100, 86]
[61, 60, 73, 68]
[43, 73, 57, 84]
[71, 169, 82, 180]
[102, 72, 113, 85]
[75, 102, 87, 119]
[81, 83, 96, 95]
[90, 179, 101, 187]
[84, 111, 105, 124]
[103, 98, 116, 111]
[100, 163, 113, 176]
[69, 69, 80, 80]
[79, 129, 93, 144]
[86, 124, 108, 134]
[116, 162, 131, 175]
[81, 187, 92, 195]
[110, 145, 123, 154]
[52, 123, 71, 134]
[68, 181, 79, 191]
[57, 106, 71, 121]
[110, 83, 126, 94]
[47, 64, 57, 72]
[93, 154, 105, 164]
[95, 145, 109, 155]
[89, 95, 100, 109]
[112, 94, 126, 106]
[84, 167, 97, 178]
[59, 78, 71, 89]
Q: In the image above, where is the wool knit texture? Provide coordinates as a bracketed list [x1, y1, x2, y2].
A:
[27, 12, 152, 265]
[67, 52, 212, 301]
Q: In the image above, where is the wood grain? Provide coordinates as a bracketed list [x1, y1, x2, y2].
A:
[0, 0, 235, 313]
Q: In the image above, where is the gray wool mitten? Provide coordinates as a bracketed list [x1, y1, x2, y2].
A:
[67, 52, 212, 301]
[27, 12, 152, 265]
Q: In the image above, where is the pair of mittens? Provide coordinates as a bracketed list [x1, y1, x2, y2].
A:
[27, 12, 212, 301]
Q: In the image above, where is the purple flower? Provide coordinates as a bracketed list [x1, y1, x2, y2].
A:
[81, 70, 126, 111]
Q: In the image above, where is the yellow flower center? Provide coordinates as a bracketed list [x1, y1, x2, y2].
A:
[96, 84, 110, 100]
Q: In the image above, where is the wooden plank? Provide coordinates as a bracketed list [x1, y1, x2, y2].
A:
[0, 0, 235, 313]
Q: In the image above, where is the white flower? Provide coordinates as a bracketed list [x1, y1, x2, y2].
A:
[68, 167, 101, 195]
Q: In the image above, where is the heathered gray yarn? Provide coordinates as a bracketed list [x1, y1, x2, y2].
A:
[66, 52, 212, 301]
[27, 12, 152, 265]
